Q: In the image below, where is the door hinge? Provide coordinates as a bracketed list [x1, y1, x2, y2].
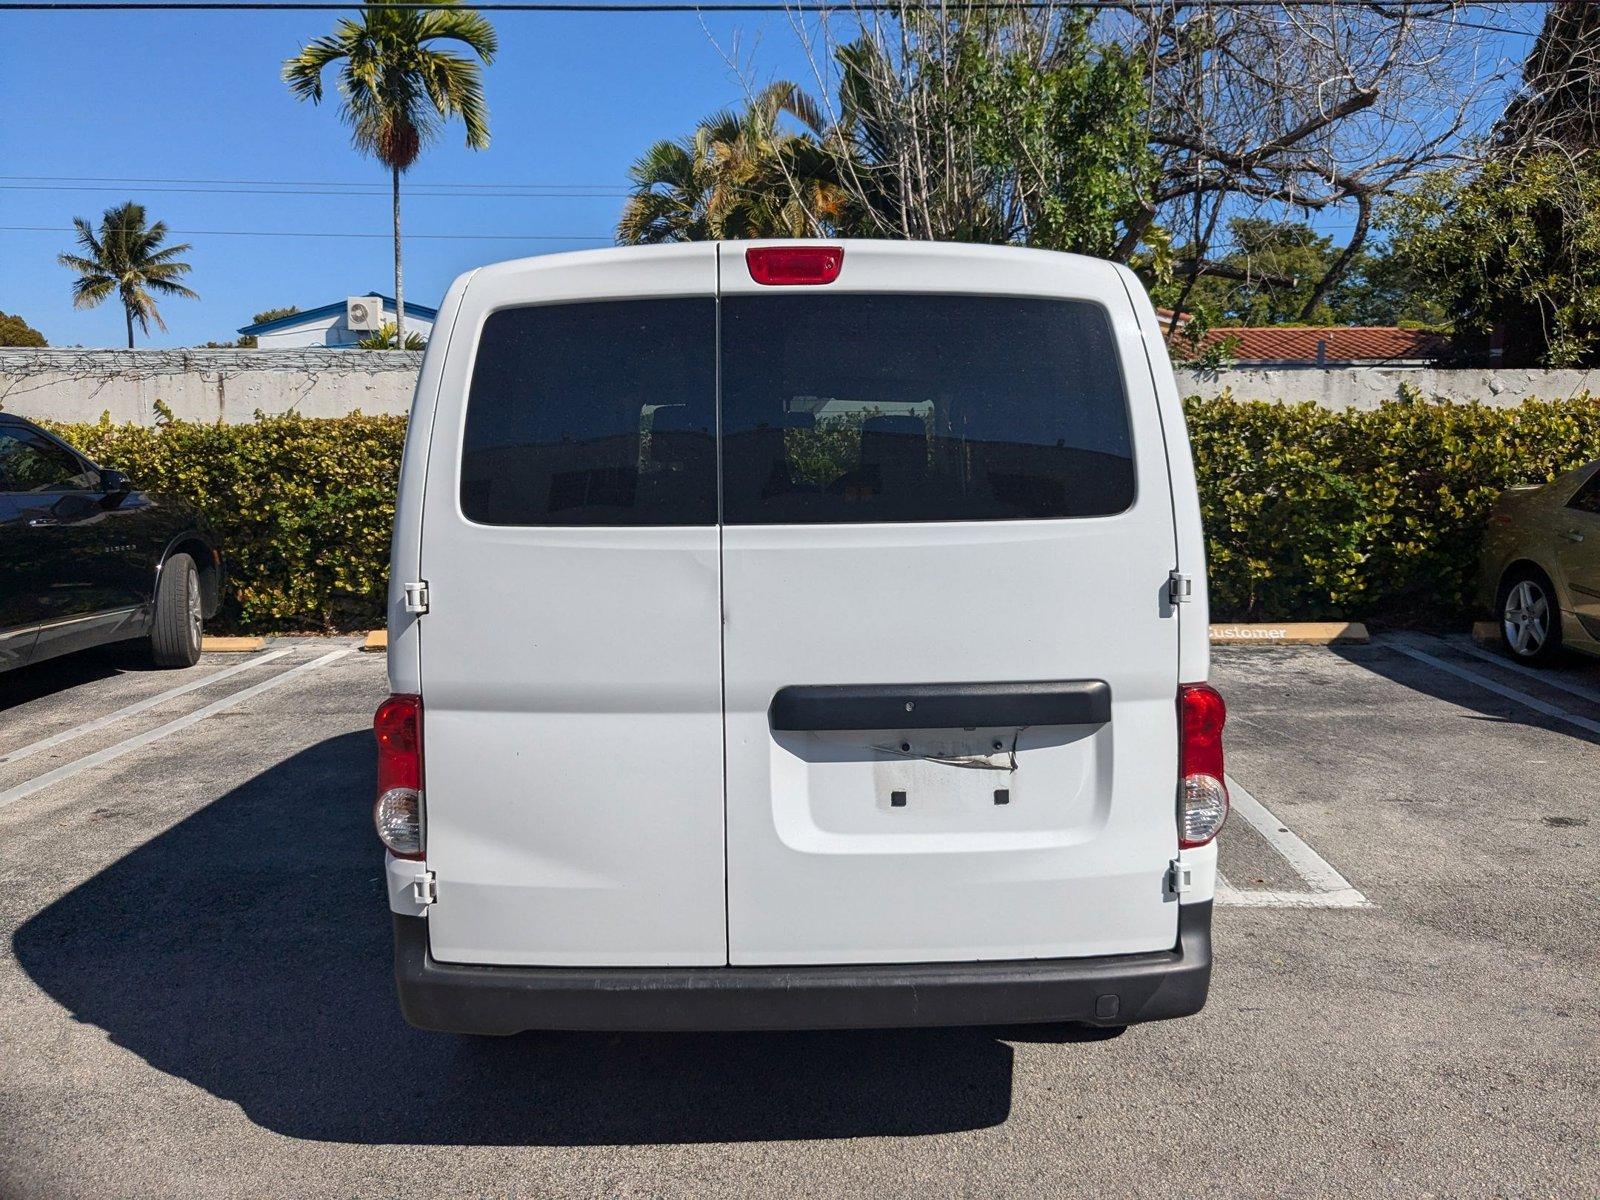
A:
[402, 580, 430, 615]
[411, 871, 437, 906]
[1168, 858, 1193, 896]
[1168, 571, 1193, 605]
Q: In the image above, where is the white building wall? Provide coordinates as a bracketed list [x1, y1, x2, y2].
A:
[253, 300, 436, 348]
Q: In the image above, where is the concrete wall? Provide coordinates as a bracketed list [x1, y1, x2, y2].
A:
[3, 349, 1598, 427]
[0, 348, 423, 425]
[1176, 366, 1600, 409]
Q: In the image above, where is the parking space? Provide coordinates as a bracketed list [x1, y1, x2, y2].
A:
[0, 635, 1595, 1197]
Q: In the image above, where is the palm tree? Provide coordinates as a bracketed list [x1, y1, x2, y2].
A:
[58, 202, 197, 348]
[284, 0, 496, 341]
[618, 82, 852, 244]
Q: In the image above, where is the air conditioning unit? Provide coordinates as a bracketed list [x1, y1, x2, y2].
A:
[346, 296, 385, 331]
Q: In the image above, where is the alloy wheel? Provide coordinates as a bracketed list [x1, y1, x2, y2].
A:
[1502, 579, 1549, 657]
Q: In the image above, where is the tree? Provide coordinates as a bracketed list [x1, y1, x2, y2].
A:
[618, 83, 850, 243]
[1148, 217, 1446, 328]
[1385, 2, 1600, 366]
[284, 0, 496, 342]
[0, 311, 47, 347]
[57, 202, 197, 348]
[1387, 158, 1600, 367]
[823, 12, 1152, 253]
[198, 306, 301, 349]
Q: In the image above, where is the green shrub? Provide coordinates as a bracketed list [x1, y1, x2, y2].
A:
[42, 412, 406, 632]
[1186, 389, 1600, 620]
[38, 393, 1600, 631]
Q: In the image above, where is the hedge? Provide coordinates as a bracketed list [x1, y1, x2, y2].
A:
[40, 391, 1600, 632]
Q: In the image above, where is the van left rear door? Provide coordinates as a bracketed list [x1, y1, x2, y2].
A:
[417, 247, 727, 967]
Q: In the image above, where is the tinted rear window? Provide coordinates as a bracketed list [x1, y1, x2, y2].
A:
[461, 299, 717, 525]
[720, 294, 1134, 524]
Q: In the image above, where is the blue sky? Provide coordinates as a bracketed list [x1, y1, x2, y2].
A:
[0, 5, 1537, 349]
[0, 7, 819, 347]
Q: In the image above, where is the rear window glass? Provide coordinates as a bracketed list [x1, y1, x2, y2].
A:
[720, 294, 1134, 524]
[1566, 467, 1600, 515]
[461, 299, 717, 525]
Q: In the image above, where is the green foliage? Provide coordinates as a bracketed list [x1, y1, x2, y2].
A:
[1150, 217, 1448, 329]
[618, 15, 1153, 253]
[1386, 156, 1600, 366]
[618, 83, 848, 244]
[39, 412, 407, 632]
[30, 397, 1600, 632]
[0, 310, 47, 347]
[355, 321, 426, 349]
[948, 16, 1152, 255]
[1187, 390, 1600, 620]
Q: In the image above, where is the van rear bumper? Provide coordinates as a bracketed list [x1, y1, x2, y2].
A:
[393, 902, 1211, 1034]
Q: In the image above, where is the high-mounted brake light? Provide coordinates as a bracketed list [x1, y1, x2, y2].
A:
[746, 245, 844, 286]
[374, 693, 424, 859]
[1178, 683, 1228, 848]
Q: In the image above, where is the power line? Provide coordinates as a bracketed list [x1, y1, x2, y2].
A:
[0, 0, 1562, 11]
[0, 224, 614, 241]
[0, 173, 628, 190]
[0, 182, 628, 198]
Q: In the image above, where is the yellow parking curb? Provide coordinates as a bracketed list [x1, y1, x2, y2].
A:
[362, 630, 388, 652]
[1209, 622, 1369, 645]
[202, 636, 266, 652]
[1471, 621, 1498, 647]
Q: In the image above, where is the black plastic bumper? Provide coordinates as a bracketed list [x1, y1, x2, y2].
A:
[393, 902, 1212, 1035]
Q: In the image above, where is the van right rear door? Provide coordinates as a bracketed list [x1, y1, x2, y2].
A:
[718, 241, 1183, 966]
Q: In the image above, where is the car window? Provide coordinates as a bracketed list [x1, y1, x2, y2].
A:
[0, 428, 98, 493]
[460, 298, 717, 526]
[719, 294, 1135, 524]
[1565, 467, 1600, 515]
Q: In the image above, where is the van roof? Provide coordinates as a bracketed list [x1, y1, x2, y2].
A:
[466, 239, 1128, 288]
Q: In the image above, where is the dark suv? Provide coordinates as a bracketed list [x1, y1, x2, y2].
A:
[0, 414, 223, 673]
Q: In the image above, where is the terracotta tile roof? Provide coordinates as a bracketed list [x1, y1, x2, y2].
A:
[1196, 326, 1449, 365]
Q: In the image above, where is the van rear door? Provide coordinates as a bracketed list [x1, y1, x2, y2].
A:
[417, 246, 727, 966]
[718, 242, 1180, 965]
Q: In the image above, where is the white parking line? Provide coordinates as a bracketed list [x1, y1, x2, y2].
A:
[0, 650, 294, 770]
[1443, 636, 1600, 709]
[1387, 641, 1600, 738]
[0, 650, 350, 813]
[1216, 774, 1370, 909]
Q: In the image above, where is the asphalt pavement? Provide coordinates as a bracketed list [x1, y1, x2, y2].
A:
[0, 633, 1594, 1198]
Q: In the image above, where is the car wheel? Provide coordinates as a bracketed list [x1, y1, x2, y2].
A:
[1499, 568, 1562, 664]
[150, 552, 203, 668]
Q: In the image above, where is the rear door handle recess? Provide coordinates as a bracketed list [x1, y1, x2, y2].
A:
[769, 680, 1112, 731]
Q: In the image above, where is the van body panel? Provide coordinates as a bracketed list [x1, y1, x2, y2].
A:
[717, 241, 1181, 965]
[393, 241, 1214, 992]
[1119, 262, 1211, 685]
[387, 268, 476, 696]
[415, 245, 728, 966]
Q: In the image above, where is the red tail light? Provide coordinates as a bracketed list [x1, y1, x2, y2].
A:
[374, 693, 424, 859]
[1178, 683, 1228, 848]
[746, 245, 844, 286]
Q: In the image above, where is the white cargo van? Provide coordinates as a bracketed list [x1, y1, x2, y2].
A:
[378, 240, 1226, 1034]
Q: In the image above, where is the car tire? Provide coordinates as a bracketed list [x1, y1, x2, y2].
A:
[150, 552, 203, 668]
[1498, 567, 1562, 665]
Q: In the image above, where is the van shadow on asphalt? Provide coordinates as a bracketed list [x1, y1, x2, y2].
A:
[13, 732, 1031, 1146]
[1329, 642, 1600, 750]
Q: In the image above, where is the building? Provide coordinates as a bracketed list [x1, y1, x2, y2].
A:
[238, 293, 438, 349]
[1195, 326, 1449, 368]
